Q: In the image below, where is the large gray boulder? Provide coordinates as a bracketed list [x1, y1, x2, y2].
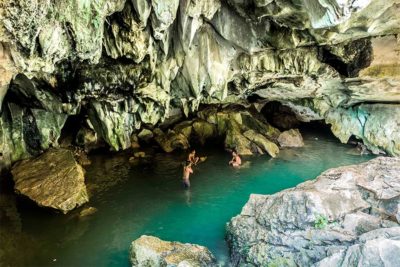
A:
[227, 157, 400, 266]
[11, 148, 89, 214]
[130, 235, 217, 267]
[277, 129, 304, 148]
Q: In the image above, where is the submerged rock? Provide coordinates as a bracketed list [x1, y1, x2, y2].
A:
[130, 235, 217, 267]
[227, 157, 400, 266]
[277, 129, 305, 148]
[11, 148, 89, 214]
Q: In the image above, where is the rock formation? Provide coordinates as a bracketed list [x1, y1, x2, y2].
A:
[0, 0, 399, 171]
[130, 235, 217, 267]
[151, 106, 282, 156]
[11, 148, 89, 213]
[277, 129, 304, 148]
[227, 157, 400, 266]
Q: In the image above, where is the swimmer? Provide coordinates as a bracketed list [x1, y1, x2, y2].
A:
[187, 149, 200, 165]
[182, 161, 193, 188]
[229, 151, 242, 167]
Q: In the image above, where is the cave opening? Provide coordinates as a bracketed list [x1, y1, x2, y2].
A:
[59, 114, 83, 148]
[260, 100, 333, 134]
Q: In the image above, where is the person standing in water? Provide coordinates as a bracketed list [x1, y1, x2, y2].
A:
[187, 149, 199, 165]
[182, 161, 193, 189]
[229, 150, 242, 167]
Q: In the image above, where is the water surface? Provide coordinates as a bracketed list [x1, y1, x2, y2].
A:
[1, 130, 375, 266]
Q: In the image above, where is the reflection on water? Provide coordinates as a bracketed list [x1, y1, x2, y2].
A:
[0, 130, 375, 266]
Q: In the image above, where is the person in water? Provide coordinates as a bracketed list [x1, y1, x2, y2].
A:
[229, 150, 242, 167]
[187, 149, 199, 165]
[182, 161, 193, 188]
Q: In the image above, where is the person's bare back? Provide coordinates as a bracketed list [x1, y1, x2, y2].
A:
[229, 151, 242, 167]
[182, 162, 193, 188]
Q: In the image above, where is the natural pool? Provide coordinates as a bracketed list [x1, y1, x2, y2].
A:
[1, 129, 375, 266]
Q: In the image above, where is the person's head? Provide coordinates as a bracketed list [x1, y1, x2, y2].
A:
[232, 151, 237, 156]
[191, 149, 196, 154]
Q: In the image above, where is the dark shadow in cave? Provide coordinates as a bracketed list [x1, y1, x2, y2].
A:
[58, 114, 84, 147]
[318, 38, 373, 77]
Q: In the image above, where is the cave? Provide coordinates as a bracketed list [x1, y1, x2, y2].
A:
[0, 0, 399, 266]
[58, 114, 83, 147]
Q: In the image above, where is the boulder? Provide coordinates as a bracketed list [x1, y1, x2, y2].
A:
[130, 235, 217, 267]
[225, 128, 253, 155]
[11, 148, 89, 214]
[75, 125, 100, 152]
[173, 121, 193, 139]
[243, 130, 279, 158]
[130, 134, 140, 149]
[138, 129, 154, 143]
[277, 129, 304, 147]
[227, 157, 400, 266]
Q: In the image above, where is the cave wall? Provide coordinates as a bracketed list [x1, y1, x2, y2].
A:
[0, 0, 400, 169]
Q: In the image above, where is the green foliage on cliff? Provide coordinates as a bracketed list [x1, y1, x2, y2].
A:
[314, 214, 328, 229]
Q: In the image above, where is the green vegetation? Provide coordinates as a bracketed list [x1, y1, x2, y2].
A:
[314, 214, 328, 229]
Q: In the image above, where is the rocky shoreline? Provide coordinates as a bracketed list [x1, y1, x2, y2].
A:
[227, 157, 400, 266]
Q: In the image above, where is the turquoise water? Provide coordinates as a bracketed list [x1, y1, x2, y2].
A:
[1, 130, 375, 266]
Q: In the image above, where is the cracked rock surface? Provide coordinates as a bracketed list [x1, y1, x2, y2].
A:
[227, 157, 400, 266]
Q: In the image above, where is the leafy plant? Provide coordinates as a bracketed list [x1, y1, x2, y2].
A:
[314, 214, 328, 229]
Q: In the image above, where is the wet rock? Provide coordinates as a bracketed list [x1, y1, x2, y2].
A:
[173, 121, 193, 139]
[326, 104, 400, 156]
[137, 129, 154, 143]
[153, 128, 189, 153]
[130, 235, 217, 267]
[74, 148, 92, 166]
[277, 129, 304, 148]
[243, 130, 279, 158]
[227, 157, 400, 266]
[130, 134, 140, 149]
[76, 125, 100, 152]
[134, 151, 146, 158]
[11, 148, 89, 214]
[225, 128, 254, 156]
[79, 206, 97, 218]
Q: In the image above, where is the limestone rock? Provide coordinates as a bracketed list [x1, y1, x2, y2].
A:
[326, 104, 400, 156]
[130, 134, 140, 149]
[173, 120, 193, 139]
[154, 128, 189, 153]
[277, 129, 305, 148]
[1, 0, 400, 169]
[130, 235, 217, 267]
[243, 130, 279, 158]
[225, 128, 254, 156]
[11, 148, 89, 214]
[227, 157, 400, 266]
[76, 126, 99, 152]
[192, 120, 216, 145]
[138, 129, 154, 143]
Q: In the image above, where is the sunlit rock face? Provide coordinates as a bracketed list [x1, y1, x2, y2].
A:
[0, 0, 399, 168]
[227, 157, 400, 266]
